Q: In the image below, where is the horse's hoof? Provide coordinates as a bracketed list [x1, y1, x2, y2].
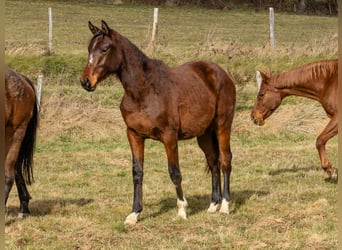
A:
[18, 212, 30, 219]
[207, 202, 219, 213]
[124, 212, 139, 225]
[177, 198, 188, 220]
[219, 199, 230, 214]
[331, 168, 338, 182]
[326, 168, 338, 183]
[177, 209, 187, 220]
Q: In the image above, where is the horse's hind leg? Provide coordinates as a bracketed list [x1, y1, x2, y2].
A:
[15, 171, 31, 217]
[5, 127, 25, 208]
[316, 115, 338, 181]
[215, 118, 233, 214]
[197, 129, 221, 213]
[5, 160, 15, 207]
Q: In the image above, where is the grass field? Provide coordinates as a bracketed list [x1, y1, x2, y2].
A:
[5, 0, 338, 249]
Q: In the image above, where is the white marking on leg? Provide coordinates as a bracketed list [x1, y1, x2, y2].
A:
[124, 212, 139, 225]
[207, 202, 219, 213]
[219, 198, 230, 214]
[18, 212, 29, 219]
[331, 168, 338, 181]
[177, 198, 188, 219]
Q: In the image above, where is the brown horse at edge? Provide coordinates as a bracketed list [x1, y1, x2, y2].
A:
[80, 21, 236, 224]
[5, 68, 38, 217]
[251, 59, 338, 181]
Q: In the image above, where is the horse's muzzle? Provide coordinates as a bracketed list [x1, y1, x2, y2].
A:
[80, 77, 96, 92]
[251, 114, 265, 126]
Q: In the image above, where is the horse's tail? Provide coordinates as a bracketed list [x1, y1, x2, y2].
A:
[15, 81, 39, 185]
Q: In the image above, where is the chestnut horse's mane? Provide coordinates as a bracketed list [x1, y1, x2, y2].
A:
[273, 59, 337, 89]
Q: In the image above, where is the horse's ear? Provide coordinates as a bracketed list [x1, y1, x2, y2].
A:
[256, 70, 271, 91]
[101, 20, 111, 35]
[88, 21, 100, 35]
[265, 68, 272, 78]
[256, 71, 263, 91]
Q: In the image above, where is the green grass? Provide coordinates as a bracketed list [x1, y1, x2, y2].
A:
[5, 0, 338, 249]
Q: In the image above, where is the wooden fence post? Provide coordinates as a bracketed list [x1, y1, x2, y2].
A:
[48, 7, 53, 54]
[269, 7, 275, 48]
[37, 75, 43, 110]
[151, 8, 159, 49]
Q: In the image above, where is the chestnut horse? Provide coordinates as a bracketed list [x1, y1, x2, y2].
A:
[251, 59, 338, 181]
[5, 68, 38, 217]
[80, 21, 236, 224]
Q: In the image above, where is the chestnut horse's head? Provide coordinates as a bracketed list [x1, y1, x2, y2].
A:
[80, 20, 122, 92]
[251, 70, 283, 126]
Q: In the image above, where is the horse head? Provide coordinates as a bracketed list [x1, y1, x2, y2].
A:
[80, 20, 123, 91]
[251, 70, 283, 126]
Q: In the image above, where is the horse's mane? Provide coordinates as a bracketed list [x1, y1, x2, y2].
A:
[274, 59, 337, 88]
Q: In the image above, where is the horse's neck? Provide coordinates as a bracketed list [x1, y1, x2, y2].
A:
[118, 41, 167, 101]
[275, 71, 321, 101]
[118, 42, 151, 99]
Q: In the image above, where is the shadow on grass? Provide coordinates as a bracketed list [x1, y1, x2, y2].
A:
[268, 165, 320, 176]
[146, 189, 269, 219]
[5, 198, 93, 225]
[268, 165, 337, 183]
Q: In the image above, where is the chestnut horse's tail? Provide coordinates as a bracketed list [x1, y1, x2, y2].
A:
[15, 80, 39, 185]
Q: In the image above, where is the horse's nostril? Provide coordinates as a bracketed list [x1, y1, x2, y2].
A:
[81, 77, 89, 87]
[81, 77, 96, 92]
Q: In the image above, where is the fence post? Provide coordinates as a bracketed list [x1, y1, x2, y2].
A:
[37, 75, 43, 110]
[269, 7, 275, 48]
[151, 8, 159, 49]
[48, 7, 53, 54]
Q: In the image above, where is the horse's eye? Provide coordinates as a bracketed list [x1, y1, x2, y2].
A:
[102, 47, 109, 54]
[259, 93, 265, 97]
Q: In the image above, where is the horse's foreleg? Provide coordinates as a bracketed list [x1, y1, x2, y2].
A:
[170, 161, 187, 219]
[163, 133, 187, 219]
[124, 128, 145, 225]
[316, 115, 338, 181]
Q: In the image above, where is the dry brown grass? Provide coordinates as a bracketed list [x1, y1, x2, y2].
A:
[201, 31, 337, 57]
[39, 86, 125, 142]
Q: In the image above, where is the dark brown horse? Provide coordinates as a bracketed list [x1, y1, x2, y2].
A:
[5, 68, 38, 217]
[251, 59, 338, 181]
[80, 21, 236, 224]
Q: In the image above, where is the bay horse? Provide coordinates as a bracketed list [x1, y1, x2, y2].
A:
[251, 59, 338, 181]
[5, 67, 38, 217]
[80, 20, 236, 224]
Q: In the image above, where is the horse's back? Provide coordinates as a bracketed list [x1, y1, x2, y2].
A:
[180, 60, 234, 86]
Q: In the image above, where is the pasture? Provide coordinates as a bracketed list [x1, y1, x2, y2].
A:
[5, 0, 338, 249]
